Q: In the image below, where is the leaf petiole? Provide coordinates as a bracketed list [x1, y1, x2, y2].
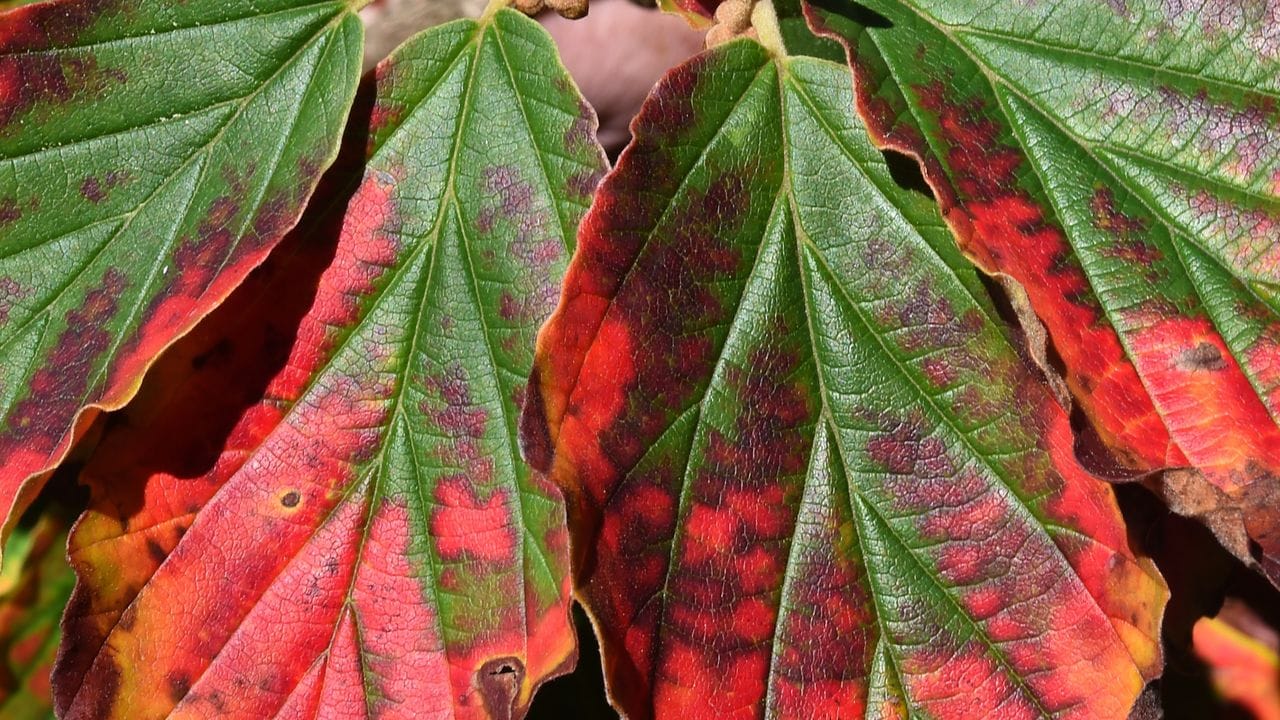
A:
[750, 0, 787, 57]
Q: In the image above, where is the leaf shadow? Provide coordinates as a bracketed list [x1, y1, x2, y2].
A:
[82, 76, 379, 518]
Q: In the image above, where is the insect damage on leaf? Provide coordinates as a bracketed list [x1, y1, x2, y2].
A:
[805, 0, 1280, 588]
[0, 0, 365, 563]
[53, 9, 605, 720]
[523, 36, 1166, 719]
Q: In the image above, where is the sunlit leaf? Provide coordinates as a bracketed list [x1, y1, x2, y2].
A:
[522, 36, 1166, 719]
[53, 9, 605, 719]
[0, 0, 365, 553]
[805, 0, 1280, 585]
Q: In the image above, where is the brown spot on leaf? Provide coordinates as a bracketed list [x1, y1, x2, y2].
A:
[281, 490, 300, 508]
[1176, 342, 1228, 372]
[564, 98, 595, 153]
[478, 657, 525, 720]
[145, 538, 167, 564]
[167, 672, 191, 703]
[79, 170, 127, 204]
[0, 197, 20, 225]
[0, 50, 126, 129]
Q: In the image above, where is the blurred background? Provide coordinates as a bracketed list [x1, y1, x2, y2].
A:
[360, 0, 704, 155]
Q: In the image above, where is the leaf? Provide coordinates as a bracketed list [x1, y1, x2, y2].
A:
[803, 0, 1280, 585]
[656, 0, 722, 27]
[0, 0, 365, 554]
[521, 36, 1166, 719]
[1193, 615, 1280, 720]
[0, 509, 74, 720]
[53, 8, 606, 719]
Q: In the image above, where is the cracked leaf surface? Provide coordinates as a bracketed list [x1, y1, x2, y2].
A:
[804, 0, 1280, 584]
[0, 0, 364, 552]
[523, 38, 1166, 720]
[53, 9, 605, 719]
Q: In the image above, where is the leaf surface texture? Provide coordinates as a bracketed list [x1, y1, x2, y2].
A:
[54, 10, 606, 719]
[523, 37, 1167, 720]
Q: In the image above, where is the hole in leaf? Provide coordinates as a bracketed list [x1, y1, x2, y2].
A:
[881, 148, 933, 199]
[478, 657, 526, 718]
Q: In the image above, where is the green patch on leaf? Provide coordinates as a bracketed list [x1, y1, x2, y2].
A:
[52, 8, 605, 719]
[0, 0, 365, 558]
[805, 0, 1280, 586]
[524, 36, 1166, 719]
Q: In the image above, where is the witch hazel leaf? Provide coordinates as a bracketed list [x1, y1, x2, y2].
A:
[804, 0, 1280, 585]
[0, 511, 73, 720]
[53, 8, 605, 719]
[522, 34, 1166, 719]
[0, 0, 365, 556]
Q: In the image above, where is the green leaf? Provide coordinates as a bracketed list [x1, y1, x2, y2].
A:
[54, 8, 606, 719]
[0, 0, 364, 554]
[523, 37, 1166, 719]
[804, 0, 1280, 584]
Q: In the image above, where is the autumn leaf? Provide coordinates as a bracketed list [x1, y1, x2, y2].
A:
[0, 509, 73, 720]
[53, 8, 605, 719]
[804, 0, 1280, 586]
[1194, 614, 1280, 720]
[522, 33, 1166, 719]
[0, 0, 365, 557]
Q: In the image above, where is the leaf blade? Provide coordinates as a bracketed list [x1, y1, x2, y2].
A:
[523, 38, 1166, 719]
[804, 0, 1280, 583]
[0, 0, 364, 549]
[54, 9, 606, 719]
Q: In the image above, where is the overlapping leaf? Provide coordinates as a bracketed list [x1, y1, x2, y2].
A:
[54, 8, 605, 719]
[804, 0, 1280, 584]
[0, 0, 365, 551]
[522, 35, 1165, 718]
[0, 510, 73, 720]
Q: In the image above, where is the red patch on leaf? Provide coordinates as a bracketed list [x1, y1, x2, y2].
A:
[0, 267, 126, 471]
[431, 478, 516, 564]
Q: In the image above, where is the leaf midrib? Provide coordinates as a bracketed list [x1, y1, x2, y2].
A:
[783, 55, 1144, 717]
[868, 0, 1280, 441]
[0, 10, 358, 434]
